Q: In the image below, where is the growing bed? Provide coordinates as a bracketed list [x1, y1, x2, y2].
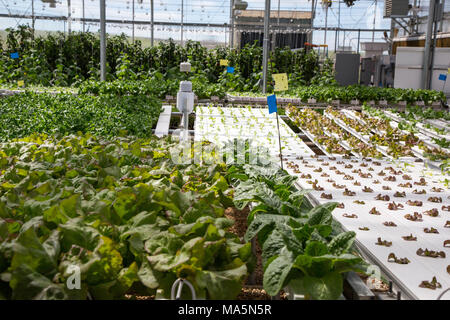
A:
[285, 156, 449, 300]
[193, 103, 450, 300]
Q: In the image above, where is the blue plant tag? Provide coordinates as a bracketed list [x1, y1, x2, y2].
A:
[267, 94, 277, 114]
[227, 66, 235, 74]
[10, 52, 19, 59]
[438, 74, 447, 81]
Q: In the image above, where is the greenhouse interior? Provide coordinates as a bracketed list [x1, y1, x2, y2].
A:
[0, 0, 449, 303]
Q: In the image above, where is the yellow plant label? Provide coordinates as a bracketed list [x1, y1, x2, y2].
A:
[273, 73, 288, 92]
[17, 80, 24, 87]
[448, 68, 450, 74]
[220, 59, 229, 66]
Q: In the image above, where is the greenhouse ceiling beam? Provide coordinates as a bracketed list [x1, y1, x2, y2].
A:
[237, 25, 390, 32]
[0, 14, 389, 33]
[0, 14, 227, 28]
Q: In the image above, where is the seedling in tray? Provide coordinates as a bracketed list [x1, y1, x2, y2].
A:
[424, 227, 439, 234]
[406, 200, 423, 207]
[375, 194, 390, 201]
[388, 253, 410, 264]
[388, 202, 404, 210]
[333, 182, 345, 189]
[313, 181, 324, 191]
[427, 197, 442, 203]
[419, 277, 442, 290]
[405, 212, 423, 222]
[398, 182, 412, 188]
[402, 234, 417, 241]
[376, 237, 392, 247]
[378, 171, 386, 176]
[414, 178, 427, 186]
[416, 248, 446, 258]
[343, 188, 356, 196]
[424, 208, 439, 217]
[359, 172, 372, 178]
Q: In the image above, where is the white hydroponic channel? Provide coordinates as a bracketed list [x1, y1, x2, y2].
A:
[284, 156, 450, 300]
[359, 109, 445, 151]
[384, 110, 450, 142]
[285, 109, 357, 157]
[194, 106, 315, 157]
[346, 109, 446, 169]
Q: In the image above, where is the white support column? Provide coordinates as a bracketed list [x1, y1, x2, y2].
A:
[181, 0, 184, 46]
[337, 0, 341, 50]
[151, 0, 154, 46]
[132, 0, 135, 43]
[67, 0, 71, 34]
[372, 0, 377, 42]
[440, 0, 446, 31]
[82, 0, 85, 33]
[100, 0, 106, 81]
[422, 0, 437, 89]
[324, 3, 328, 45]
[230, 0, 234, 48]
[310, 0, 315, 43]
[262, 0, 271, 94]
[31, 0, 35, 39]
